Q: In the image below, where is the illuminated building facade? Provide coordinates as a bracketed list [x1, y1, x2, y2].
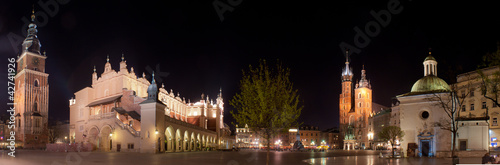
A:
[14, 9, 49, 149]
[69, 56, 234, 152]
[396, 51, 454, 157]
[339, 50, 383, 150]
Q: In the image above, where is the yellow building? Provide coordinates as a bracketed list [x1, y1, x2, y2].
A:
[456, 66, 500, 152]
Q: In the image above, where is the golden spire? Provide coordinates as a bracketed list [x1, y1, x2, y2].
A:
[31, 4, 35, 22]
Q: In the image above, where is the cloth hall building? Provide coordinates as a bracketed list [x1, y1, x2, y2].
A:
[69, 56, 235, 153]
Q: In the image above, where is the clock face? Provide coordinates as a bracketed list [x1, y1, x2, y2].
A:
[33, 57, 39, 66]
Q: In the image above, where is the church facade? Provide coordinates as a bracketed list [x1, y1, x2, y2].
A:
[68, 56, 234, 153]
[339, 50, 387, 150]
[396, 51, 454, 157]
[14, 9, 49, 149]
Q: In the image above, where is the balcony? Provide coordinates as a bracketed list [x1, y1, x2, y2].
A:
[89, 112, 116, 120]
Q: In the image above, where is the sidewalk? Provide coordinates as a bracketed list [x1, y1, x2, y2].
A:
[304, 155, 483, 165]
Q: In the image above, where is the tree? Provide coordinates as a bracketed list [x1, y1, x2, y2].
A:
[47, 124, 61, 144]
[377, 126, 404, 158]
[230, 60, 302, 165]
[427, 82, 473, 159]
[478, 43, 500, 107]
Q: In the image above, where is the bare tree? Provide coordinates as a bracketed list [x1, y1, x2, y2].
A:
[478, 43, 500, 107]
[47, 124, 61, 144]
[427, 76, 474, 158]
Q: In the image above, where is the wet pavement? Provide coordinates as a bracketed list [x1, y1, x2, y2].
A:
[0, 149, 483, 165]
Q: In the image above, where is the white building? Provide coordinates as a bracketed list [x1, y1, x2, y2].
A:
[396, 52, 453, 157]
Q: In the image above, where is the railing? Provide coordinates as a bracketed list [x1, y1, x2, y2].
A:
[89, 112, 116, 120]
[114, 118, 140, 137]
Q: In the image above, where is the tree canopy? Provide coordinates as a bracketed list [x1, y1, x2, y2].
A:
[230, 60, 302, 165]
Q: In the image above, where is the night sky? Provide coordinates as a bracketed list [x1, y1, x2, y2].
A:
[1, 0, 499, 131]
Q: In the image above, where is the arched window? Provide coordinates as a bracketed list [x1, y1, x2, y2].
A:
[34, 79, 39, 87]
[358, 93, 361, 98]
[33, 101, 38, 112]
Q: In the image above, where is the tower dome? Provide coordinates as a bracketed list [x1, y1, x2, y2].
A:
[22, 9, 42, 54]
[410, 50, 450, 93]
[410, 75, 450, 93]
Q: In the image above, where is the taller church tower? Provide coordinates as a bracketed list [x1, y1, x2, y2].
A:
[14, 8, 49, 149]
[339, 50, 354, 149]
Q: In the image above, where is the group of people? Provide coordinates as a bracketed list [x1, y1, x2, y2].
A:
[483, 153, 500, 164]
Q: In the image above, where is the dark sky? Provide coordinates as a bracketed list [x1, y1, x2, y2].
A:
[1, 0, 499, 130]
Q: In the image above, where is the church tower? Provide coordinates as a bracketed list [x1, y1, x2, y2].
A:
[14, 8, 49, 149]
[339, 50, 354, 149]
[354, 66, 372, 149]
[339, 50, 353, 125]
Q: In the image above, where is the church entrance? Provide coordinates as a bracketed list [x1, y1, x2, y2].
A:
[421, 141, 429, 156]
[418, 133, 434, 157]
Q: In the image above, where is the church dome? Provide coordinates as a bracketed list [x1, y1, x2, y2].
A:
[424, 55, 436, 61]
[410, 75, 450, 93]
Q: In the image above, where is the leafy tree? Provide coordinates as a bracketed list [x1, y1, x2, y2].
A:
[377, 126, 404, 158]
[230, 60, 302, 165]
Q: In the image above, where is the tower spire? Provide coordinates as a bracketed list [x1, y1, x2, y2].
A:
[22, 5, 42, 54]
[121, 52, 124, 61]
[31, 4, 35, 22]
[152, 71, 156, 84]
[341, 49, 353, 81]
[106, 55, 109, 62]
[345, 49, 349, 64]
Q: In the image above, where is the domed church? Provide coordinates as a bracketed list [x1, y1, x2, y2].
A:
[395, 50, 453, 157]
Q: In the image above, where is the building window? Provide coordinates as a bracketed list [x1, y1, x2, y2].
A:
[33, 101, 38, 112]
[471, 104, 475, 111]
[494, 118, 498, 126]
[483, 102, 487, 109]
[359, 102, 362, 107]
[461, 105, 466, 112]
[358, 93, 361, 98]
[420, 111, 430, 120]
[34, 79, 39, 87]
[128, 143, 134, 149]
[470, 90, 474, 97]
